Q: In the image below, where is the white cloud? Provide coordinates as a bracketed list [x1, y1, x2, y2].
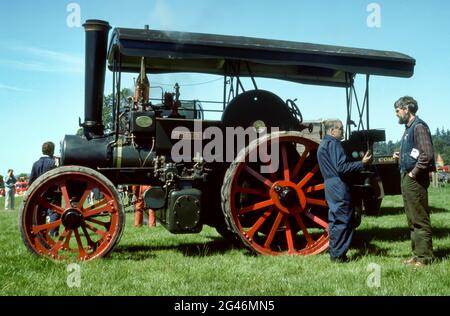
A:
[0, 44, 83, 73]
[0, 83, 33, 92]
[15, 46, 83, 66]
[0, 58, 82, 73]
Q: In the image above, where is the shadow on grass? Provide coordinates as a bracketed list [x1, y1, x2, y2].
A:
[108, 247, 157, 261]
[356, 226, 450, 242]
[373, 206, 449, 216]
[433, 247, 450, 260]
[351, 225, 450, 260]
[112, 206, 449, 261]
[112, 237, 237, 260]
[351, 233, 390, 259]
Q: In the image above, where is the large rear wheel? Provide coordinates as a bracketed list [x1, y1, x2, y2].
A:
[19, 166, 125, 261]
[221, 131, 329, 256]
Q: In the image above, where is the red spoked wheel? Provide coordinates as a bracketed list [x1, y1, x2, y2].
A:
[19, 166, 125, 261]
[221, 131, 329, 256]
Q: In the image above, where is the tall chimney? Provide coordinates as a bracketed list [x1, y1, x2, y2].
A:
[82, 20, 111, 136]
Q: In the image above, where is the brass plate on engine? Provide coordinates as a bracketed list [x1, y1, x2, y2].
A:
[136, 116, 153, 127]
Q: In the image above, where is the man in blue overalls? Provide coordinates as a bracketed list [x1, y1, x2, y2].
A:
[317, 119, 372, 262]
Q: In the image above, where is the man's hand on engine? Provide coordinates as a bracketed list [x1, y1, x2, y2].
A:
[362, 150, 373, 166]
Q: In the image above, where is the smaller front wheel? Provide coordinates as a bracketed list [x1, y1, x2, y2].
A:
[19, 166, 125, 261]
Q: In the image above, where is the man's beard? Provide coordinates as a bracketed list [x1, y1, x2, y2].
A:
[398, 114, 409, 124]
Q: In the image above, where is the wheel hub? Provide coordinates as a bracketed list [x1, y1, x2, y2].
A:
[62, 208, 84, 229]
[274, 185, 299, 208]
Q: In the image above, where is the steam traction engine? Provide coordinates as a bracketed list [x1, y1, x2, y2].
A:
[19, 20, 415, 261]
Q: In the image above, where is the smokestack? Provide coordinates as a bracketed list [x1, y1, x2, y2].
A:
[82, 20, 111, 136]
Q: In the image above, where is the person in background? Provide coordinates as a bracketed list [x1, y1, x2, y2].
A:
[317, 119, 372, 262]
[29, 142, 57, 185]
[29, 141, 59, 236]
[4, 169, 17, 210]
[393, 96, 435, 267]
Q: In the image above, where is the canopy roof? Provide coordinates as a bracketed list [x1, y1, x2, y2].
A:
[107, 27, 415, 87]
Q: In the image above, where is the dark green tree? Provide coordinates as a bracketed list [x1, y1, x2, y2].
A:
[373, 140, 401, 156]
[77, 88, 132, 135]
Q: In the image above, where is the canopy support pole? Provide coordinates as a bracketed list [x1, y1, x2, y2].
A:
[345, 73, 371, 140]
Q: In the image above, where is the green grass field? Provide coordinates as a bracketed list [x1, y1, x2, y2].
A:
[1, 187, 450, 296]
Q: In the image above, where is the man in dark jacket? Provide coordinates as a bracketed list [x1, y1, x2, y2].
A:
[317, 119, 372, 262]
[393, 96, 435, 267]
[29, 141, 59, 236]
[29, 142, 57, 185]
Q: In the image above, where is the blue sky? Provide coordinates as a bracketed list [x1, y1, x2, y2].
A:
[1, 0, 450, 174]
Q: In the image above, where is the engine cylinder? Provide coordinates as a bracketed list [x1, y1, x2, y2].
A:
[61, 135, 112, 168]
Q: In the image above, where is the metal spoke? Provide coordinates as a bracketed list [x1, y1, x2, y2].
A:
[74, 228, 87, 259]
[84, 222, 106, 238]
[291, 147, 309, 180]
[264, 211, 284, 248]
[306, 198, 328, 207]
[83, 198, 108, 212]
[62, 230, 73, 251]
[235, 186, 269, 197]
[34, 196, 65, 215]
[284, 217, 295, 254]
[246, 208, 273, 239]
[297, 164, 319, 188]
[80, 224, 98, 249]
[305, 183, 325, 193]
[60, 183, 72, 208]
[32, 220, 62, 234]
[48, 228, 71, 257]
[85, 217, 110, 228]
[83, 205, 114, 218]
[77, 185, 94, 209]
[294, 213, 314, 245]
[303, 211, 328, 229]
[239, 199, 274, 214]
[244, 165, 273, 188]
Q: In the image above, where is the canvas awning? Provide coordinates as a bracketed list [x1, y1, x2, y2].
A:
[107, 27, 415, 87]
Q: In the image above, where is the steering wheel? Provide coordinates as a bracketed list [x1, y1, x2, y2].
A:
[286, 98, 303, 124]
